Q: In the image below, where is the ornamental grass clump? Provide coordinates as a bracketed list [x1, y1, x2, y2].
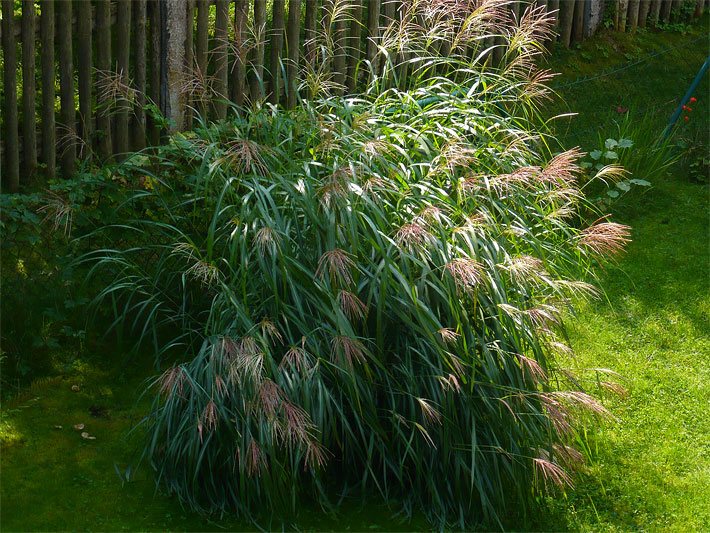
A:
[87, 1, 629, 527]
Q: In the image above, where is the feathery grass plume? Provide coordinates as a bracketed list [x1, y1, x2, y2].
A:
[395, 221, 432, 248]
[445, 258, 484, 292]
[223, 139, 270, 175]
[579, 221, 632, 257]
[533, 456, 573, 488]
[330, 334, 366, 367]
[95, 68, 139, 115]
[253, 226, 280, 257]
[337, 290, 367, 321]
[85, 1, 630, 527]
[279, 340, 312, 373]
[38, 191, 74, 236]
[316, 248, 355, 286]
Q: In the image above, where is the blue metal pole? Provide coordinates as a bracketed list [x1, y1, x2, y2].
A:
[664, 55, 710, 138]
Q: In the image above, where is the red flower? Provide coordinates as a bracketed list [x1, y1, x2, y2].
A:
[682, 105, 688, 111]
[684, 116, 689, 122]
[615, 105, 628, 114]
[690, 97, 697, 103]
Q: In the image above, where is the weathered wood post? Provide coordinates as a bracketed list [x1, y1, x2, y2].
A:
[21, 0, 37, 180]
[57, 0, 75, 176]
[77, 0, 92, 157]
[213, 0, 229, 117]
[233, 0, 249, 107]
[268, 0, 286, 105]
[166, 0, 188, 131]
[115, 0, 131, 157]
[1, 0, 20, 191]
[286, 0, 302, 108]
[96, 0, 113, 159]
[132, 0, 148, 150]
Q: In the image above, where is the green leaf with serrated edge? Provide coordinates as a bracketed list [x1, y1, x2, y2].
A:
[604, 150, 618, 160]
[590, 150, 602, 160]
[605, 138, 618, 149]
[618, 138, 633, 148]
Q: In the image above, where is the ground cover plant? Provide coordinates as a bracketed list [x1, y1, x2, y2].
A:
[76, 3, 630, 528]
[1, 5, 707, 533]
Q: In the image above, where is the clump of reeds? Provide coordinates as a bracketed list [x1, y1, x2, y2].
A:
[86, 1, 628, 528]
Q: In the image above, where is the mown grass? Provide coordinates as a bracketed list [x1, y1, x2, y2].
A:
[532, 18, 710, 532]
[2, 20, 709, 531]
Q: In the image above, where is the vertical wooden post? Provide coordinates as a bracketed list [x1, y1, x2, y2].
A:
[195, 0, 208, 118]
[649, 0, 661, 24]
[618, 0, 629, 30]
[286, 0, 302, 108]
[166, 0, 187, 131]
[366, 0, 381, 76]
[233, 0, 249, 107]
[628, 0, 641, 31]
[40, 0, 56, 178]
[670, 0, 682, 21]
[1, 0, 19, 191]
[251, 0, 267, 102]
[184, 0, 194, 129]
[660, 0, 672, 22]
[77, 0, 92, 158]
[304, 0, 318, 64]
[21, 0, 37, 180]
[132, 0, 147, 150]
[148, 0, 161, 145]
[332, 1, 349, 92]
[346, 0, 363, 93]
[559, 0, 574, 46]
[115, 0, 131, 157]
[213, 0, 229, 117]
[382, 0, 395, 22]
[96, 0, 112, 159]
[57, 0, 75, 177]
[639, 0, 651, 26]
[548, 0, 560, 29]
[573, 0, 585, 42]
[268, 0, 286, 105]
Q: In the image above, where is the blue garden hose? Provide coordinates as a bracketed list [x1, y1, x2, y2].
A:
[664, 55, 710, 138]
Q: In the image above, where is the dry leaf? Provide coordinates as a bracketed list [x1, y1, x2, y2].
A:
[73, 423, 85, 431]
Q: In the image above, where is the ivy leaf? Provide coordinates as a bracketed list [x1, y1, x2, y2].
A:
[590, 150, 603, 160]
[629, 178, 651, 186]
[604, 150, 619, 160]
[605, 138, 619, 149]
[607, 190, 620, 198]
[618, 138, 634, 148]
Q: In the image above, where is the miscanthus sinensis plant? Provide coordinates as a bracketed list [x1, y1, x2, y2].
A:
[86, 1, 629, 528]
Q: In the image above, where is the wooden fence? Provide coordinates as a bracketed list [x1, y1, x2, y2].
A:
[1, 0, 708, 192]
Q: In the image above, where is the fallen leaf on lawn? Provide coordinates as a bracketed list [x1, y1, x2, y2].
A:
[71, 385, 80, 392]
[80, 432, 96, 440]
[73, 423, 85, 430]
[53, 425, 63, 430]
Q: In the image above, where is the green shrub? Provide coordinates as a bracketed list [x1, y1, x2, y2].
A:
[0, 170, 136, 385]
[86, 2, 629, 528]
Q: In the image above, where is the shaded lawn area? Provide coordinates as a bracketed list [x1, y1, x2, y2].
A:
[2, 21, 709, 532]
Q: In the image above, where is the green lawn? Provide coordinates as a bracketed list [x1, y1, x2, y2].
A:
[2, 22, 709, 532]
